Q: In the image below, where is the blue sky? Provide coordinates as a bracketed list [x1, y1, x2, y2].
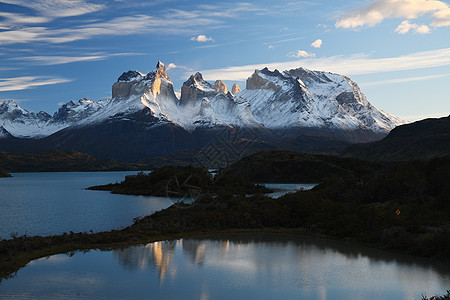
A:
[0, 0, 449, 122]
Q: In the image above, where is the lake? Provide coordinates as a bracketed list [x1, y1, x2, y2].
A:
[0, 233, 448, 299]
[0, 172, 315, 239]
[0, 172, 178, 239]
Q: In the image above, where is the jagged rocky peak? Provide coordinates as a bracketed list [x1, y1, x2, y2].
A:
[246, 69, 279, 91]
[112, 61, 176, 100]
[155, 61, 169, 81]
[118, 70, 144, 82]
[36, 111, 51, 121]
[180, 72, 216, 105]
[212, 80, 227, 94]
[52, 98, 103, 123]
[231, 83, 241, 94]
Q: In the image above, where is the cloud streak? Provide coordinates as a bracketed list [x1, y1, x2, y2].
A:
[197, 48, 450, 81]
[10, 52, 143, 65]
[0, 2, 268, 46]
[287, 50, 315, 58]
[0, 76, 72, 92]
[361, 73, 450, 86]
[336, 0, 450, 31]
[0, 0, 104, 18]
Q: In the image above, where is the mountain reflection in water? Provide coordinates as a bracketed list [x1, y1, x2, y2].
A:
[111, 233, 450, 288]
[2, 233, 449, 300]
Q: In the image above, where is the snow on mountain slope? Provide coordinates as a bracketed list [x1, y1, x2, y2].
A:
[238, 67, 404, 133]
[0, 61, 404, 141]
[0, 100, 62, 138]
[178, 72, 262, 130]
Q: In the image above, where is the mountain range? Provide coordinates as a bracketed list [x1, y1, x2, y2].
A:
[0, 61, 404, 162]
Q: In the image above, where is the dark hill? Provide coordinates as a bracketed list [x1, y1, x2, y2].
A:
[221, 150, 381, 183]
[0, 150, 144, 172]
[343, 115, 450, 162]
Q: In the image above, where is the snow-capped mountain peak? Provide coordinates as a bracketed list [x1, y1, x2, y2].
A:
[239, 66, 404, 136]
[0, 62, 404, 142]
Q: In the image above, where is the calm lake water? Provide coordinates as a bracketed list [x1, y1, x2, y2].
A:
[0, 172, 178, 239]
[1, 233, 449, 299]
[0, 172, 314, 239]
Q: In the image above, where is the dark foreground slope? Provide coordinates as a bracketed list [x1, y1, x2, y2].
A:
[344, 115, 450, 161]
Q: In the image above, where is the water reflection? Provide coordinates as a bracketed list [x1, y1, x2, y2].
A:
[111, 233, 450, 291]
[113, 240, 177, 283]
[1, 233, 449, 300]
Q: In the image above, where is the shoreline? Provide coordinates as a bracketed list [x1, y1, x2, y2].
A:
[1, 225, 448, 281]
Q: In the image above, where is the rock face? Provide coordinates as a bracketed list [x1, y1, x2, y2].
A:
[112, 61, 173, 100]
[238, 66, 404, 141]
[212, 80, 228, 94]
[180, 72, 217, 105]
[0, 61, 405, 160]
[231, 83, 241, 94]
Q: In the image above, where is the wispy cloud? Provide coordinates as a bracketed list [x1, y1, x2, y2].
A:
[12, 55, 106, 65]
[336, 0, 450, 32]
[287, 50, 315, 58]
[0, 76, 72, 92]
[11, 52, 142, 65]
[0, 0, 104, 18]
[197, 48, 450, 81]
[166, 63, 191, 71]
[190, 35, 214, 42]
[361, 73, 450, 86]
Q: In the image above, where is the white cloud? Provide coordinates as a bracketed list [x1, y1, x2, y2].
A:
[336, 0, 450, 29]
[311, 39, 322, 48]
[287, 50, 315, 58]
[432, 7, 450, 26]
[0, 9, 226, 45]
[0, 12, 51, 25]
[13, 55, 106, 65]
[0, 0, 104, 18]
[268, 45, 275, 50]
[166, 63, 190, 71]
[10, 53, 141, 65]
[190, 34, 214, 42]
[395, 20, 431, 34]
[197, 48, 450, 81]
[0, 76, 72, 92]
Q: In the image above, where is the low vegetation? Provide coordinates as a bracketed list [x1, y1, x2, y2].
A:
[421, 290, 450, 300]
[0, 168, 11, 177]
